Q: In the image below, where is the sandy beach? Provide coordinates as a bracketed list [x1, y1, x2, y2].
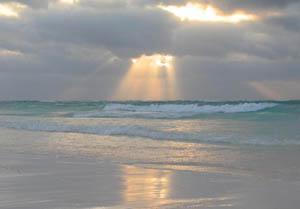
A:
[1, 127, 300, 209]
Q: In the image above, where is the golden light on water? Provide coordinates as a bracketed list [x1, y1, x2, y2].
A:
[122, 165, 171, 204]
[0, 3, 26, 18]
[113, 54, 178, 100]
[159, 3, 256, 23]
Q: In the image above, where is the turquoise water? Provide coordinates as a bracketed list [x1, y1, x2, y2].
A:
[0, 101, 299, 145]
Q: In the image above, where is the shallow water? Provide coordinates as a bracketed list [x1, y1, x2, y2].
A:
[0, 101, 299, 208]
[0, 100, 300, 145]
[0, 128, 300, 209]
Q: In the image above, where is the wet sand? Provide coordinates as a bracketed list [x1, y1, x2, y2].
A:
[0, 128, 300, 209]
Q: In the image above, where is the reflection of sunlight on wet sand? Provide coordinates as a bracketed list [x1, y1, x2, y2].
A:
[122, 165, 171, 206]
[47, 131, 243, 176]
[89, 164, 235, 209]
[45, 133, 240, 208]
[113, 54, 178, 100]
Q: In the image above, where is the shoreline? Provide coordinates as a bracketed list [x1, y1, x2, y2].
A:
[0, 128, 300, 209]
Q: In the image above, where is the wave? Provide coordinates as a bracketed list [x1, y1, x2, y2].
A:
[103, 102, 277, 113]
[1, 120, 299, 146]
[74, 102, 278, 118]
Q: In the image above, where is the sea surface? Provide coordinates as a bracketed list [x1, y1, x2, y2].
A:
[0, 100, 299, 146]
[0, 101, 300, 209]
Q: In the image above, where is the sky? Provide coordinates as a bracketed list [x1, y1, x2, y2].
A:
[0, 0, 300, 100]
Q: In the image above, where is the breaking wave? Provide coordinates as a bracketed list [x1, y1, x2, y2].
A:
[74, 102, 278, 118]
[0, 101, 299, 146]
[103, 102, 277, 113]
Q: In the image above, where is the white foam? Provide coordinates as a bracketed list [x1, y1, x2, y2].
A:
[103, 103, 277, 113]
[73, 103, 278, 119]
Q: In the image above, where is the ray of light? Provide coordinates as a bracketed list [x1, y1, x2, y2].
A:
[113, 54, 178, 100]
[0, 2, 26, 18]
[249, 80, 300, 100]
[158, 2, 257, 23]
[248, 81, 282, 100]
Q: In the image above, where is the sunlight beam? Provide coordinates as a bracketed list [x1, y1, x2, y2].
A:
[113, 54, 178, 100]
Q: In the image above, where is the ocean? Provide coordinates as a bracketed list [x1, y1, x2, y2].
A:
[1, 101, 300, 209]
[0, 100, 299, 146]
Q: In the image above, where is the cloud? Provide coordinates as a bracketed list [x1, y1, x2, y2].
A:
[216, 0, 300, 11]
[175, 56, 300, 100]
[0, 0, 299, 100]
[151, 0, 300, 12]
[266, 14, 300, 31]
[32, 6, 177, 58]
[1, 0, 50, 8]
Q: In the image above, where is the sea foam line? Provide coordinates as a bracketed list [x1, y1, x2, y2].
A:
[73, 102, 278, 118]
[103, 102, 277, 113]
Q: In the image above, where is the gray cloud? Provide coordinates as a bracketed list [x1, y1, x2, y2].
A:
[1, 0, 50, 8]
[266, 14, 300, 31]
[175, 56, 300, 100]
[32, 7, 177, 58]
[152, 0, 300, 11]
[0, 0, 299, 100]
[224, 0, 300, 9]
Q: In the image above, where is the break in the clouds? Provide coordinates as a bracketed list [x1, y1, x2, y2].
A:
[0, 0, 300, 100]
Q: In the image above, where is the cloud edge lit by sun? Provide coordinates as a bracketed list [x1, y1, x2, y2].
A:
[158, 2, 257, 23]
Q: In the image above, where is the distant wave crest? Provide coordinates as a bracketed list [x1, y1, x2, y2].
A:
[73, 102, 278, 118]
[103, 102, 277, 113]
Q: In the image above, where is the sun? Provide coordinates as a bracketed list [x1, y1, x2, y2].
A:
[131, 54, 174, 69]
[154, 55, 173, 68]
[158, 2, 257, 23]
